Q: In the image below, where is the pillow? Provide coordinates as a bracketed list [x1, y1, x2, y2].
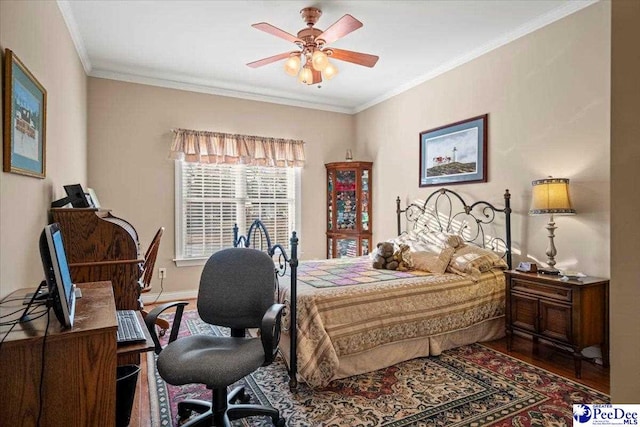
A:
[415, 230, 465, 249]
[412, 246, 456, 274]
[447, 245, 508, 279]
[388, 231, 432, 253]
[390, 230, 465, 253]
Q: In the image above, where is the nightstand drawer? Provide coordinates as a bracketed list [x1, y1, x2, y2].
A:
[511, 278, 572, 302]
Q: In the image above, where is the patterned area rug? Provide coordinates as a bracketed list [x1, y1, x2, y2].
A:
[148, 310, 609, 426]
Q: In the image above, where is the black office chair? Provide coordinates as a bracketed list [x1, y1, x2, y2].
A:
[145, 247, 286, 427]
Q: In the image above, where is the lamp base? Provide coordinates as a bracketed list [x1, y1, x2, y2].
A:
[538, 267, 560, 275]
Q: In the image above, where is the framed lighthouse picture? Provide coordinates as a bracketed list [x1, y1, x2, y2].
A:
[419, 114, 487, 187]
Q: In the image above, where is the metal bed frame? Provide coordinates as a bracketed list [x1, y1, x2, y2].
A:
[396, 188, 512, 269]
[234, 187, 511, 390]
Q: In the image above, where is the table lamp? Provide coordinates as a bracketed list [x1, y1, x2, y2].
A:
[529, 177, 576, 274]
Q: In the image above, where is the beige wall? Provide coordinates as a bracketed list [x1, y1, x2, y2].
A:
[0, 1, 87, 297]
[610, 0, 640, 403]
[7, 0, 638, 400]
[87, 78, 353, 296]
[355, 2, 611, 278]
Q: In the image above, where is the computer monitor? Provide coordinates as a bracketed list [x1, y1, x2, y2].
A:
[39, 223, 76, 328]
[63, 184, 91, 208]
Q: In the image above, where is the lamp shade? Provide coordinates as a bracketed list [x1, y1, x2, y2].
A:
[529, 177, 576, 215]
[311, 50, 329, 71]
[284, 54, 301, 76]
[323, 61, 338, 80]
[298, 65, 313, 84]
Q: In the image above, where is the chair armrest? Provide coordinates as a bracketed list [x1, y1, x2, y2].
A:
[260, 303, 285, 365]
[145, 301, 189, 354]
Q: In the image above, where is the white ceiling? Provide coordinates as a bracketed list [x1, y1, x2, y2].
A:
[58, 0, 595, 114]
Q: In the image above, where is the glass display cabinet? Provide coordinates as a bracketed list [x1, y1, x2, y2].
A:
[325, 161, 373, 258]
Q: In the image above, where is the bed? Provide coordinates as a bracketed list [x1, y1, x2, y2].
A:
[234, 188, 512, 389]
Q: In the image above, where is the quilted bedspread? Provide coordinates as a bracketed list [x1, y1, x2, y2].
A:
[279, 256, 505, 387]
[296, 256, 432, 288]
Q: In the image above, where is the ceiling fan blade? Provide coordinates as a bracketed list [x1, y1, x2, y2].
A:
[329, 48, 379, 68]
[247, 52, 293, 68]
[252, 22, 302, 44]
[311, 68, 322, 85]
[316, 14, 363, 45]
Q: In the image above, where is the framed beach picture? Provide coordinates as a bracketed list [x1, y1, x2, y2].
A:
[419, 114, 488, 187]
[3, 49, 47, 178]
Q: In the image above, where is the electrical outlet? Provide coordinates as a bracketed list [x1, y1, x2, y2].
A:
[158, 268, 167, 279]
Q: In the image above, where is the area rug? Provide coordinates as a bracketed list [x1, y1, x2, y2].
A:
[148, 310, 609, 426]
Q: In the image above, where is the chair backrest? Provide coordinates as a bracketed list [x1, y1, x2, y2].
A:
[141, 227, 164, 291]
[197, 247, 275, 330]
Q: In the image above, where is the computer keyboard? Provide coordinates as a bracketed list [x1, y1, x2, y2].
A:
[116, 310, 147, 344]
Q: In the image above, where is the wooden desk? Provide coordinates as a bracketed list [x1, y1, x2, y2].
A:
[51, 208, 144, 310]
[0, 281, 152, 427]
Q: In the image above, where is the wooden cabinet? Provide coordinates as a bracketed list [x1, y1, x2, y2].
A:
[325, 161, 372, 258]
[0, 282, 117, 427]
[505, 270, 609, 378]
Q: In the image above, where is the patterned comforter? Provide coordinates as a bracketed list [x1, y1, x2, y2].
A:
[279, 256, 505, 387]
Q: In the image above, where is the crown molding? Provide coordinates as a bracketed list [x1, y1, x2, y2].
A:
[353, 0, 599, 113]
[89, 68, 355, 114]
[57, 0, 92, 74]
[58, 0, 597, 115]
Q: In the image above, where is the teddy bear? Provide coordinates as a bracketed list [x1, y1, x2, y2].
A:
[372, 241, 397, 270]
[393, 244, 414, 271]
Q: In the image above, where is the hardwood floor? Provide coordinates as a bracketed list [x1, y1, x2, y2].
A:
[483, 335, 610, 394]
[129, 302, 609, 426]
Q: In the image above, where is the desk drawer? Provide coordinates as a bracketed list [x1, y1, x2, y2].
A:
[510, 279, 572, 302]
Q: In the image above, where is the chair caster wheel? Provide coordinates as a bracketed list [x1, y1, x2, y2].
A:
[274, 417, 286, 427]
[158, 328, 167, 337]
[230, 387, 251, 404]
[176, 407, 192, 425]
[239, 391, 251, 404]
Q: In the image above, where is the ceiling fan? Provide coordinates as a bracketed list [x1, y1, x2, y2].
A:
[247, 7, 379, 85]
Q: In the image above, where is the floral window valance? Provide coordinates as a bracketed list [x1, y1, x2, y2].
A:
[170, 128, 305, 167]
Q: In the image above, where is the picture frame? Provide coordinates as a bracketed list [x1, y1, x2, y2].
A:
[3, 49, 47, 178]
[419, 114, 488, 187]
[87, 188, 101, 209]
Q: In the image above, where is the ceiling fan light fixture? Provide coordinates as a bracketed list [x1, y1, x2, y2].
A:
[311, 50, 329, 71]
[249, 7, 377, 86]
[284, 54, 301, 76]
[323, 61, 338, 80]
[298, 65, 313, 84]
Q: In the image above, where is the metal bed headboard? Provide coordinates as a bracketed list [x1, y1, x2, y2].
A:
[396, 188, 512, 269]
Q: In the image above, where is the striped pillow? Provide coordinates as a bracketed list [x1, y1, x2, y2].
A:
[447, 245, 508, 279]
[412, 246, 456, 274]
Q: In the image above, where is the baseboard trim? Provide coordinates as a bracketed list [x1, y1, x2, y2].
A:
[141, 290, 197, 304]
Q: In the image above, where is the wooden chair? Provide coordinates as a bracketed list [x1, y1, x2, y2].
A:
[141, 227, 170, 333]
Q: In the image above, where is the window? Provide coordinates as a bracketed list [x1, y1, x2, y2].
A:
[175, 161, 300, 266]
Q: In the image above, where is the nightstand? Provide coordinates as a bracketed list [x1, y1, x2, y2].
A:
[504, 270, 609, 378]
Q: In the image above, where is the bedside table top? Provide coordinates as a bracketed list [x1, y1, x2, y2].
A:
[505, 270, 609, 287]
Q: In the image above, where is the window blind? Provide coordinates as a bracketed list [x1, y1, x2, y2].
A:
[177, 162, 297, 260]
